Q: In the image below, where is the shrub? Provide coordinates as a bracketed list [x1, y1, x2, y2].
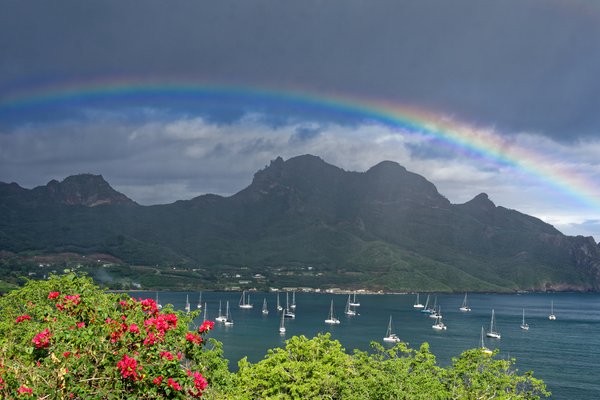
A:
[0, 274, 216, 399]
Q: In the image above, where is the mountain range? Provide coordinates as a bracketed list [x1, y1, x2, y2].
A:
[2, 154, 599, 292]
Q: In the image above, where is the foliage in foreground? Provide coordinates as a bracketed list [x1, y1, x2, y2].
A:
[0, 275, 549, 399]
[0, 274, 226, 399]
[231, 334, 549, 400]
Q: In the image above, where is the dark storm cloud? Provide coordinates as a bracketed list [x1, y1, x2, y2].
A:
[2, 0, 600, 139]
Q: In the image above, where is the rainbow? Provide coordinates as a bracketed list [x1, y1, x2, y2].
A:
[1, 77, 599, 212]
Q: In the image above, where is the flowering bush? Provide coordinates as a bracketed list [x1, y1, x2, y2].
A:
[0, 274, 216, 399]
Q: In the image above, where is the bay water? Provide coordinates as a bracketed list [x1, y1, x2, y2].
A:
[141, 291, 600, 399]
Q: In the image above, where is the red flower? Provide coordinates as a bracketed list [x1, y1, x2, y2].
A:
[17, 385, 33, 396]
[153, 376, 163, 385]
[32, 328, 52, 349]
[48, 291, 60, 299]
[193, 371, 208, 391]
[129, 323, 140, 334]
[116, 354, 141, 381]
[16, 315, 31, 323]
[198, 320, 215, 333]
[160, 351, 174, 361]
[167, 377, 181, 391]
[186, 332, 203, 345]
[140, 298, 158, 314]
[76, 322, 85, 328]
[63, 351, 71, 358]
[143, 331, 159, 346]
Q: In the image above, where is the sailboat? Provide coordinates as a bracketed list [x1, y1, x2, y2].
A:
[432, 307, 447, 330]
[262, 298, 269, 315]
[520, 308, 529, 330]
[459, 293, 471, 312]
[279, 309, 286, 334]
[155, 292, 163, 310]
[486, 309, 501, 339]
[276, 292, 283, 311]
[383, 315, 400, 342]
[413, 293, 424, 309]
[290, 291, 297, 311]
[196, 292, 202, 309]
[344, 294, 356, 316]
[215, 300, 227, 322]
[239, 290, 253, 309]
[185, 295, 191, 313]
[350, 292, 360, 307]
[420, 295, 432, 314]
[428, 297, 440, 318]
[324, 300, 340, 324]
[224, 301, 234, 326]
[480, 326, 493, 355]
[548, 300, 556, 320]
[284, 292, 295, 318]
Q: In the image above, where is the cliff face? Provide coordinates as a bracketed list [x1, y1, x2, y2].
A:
[1, 155, 599, 292]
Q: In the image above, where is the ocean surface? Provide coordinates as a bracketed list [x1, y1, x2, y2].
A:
[137, 291, 600, 399]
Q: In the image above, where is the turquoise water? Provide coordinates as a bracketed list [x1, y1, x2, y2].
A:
[143, 291, 600, 399]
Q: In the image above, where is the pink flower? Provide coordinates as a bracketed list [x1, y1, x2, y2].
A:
[153, 376, 163, 385]
[32, 328, 52, 349]
[48, 291, 60, 299]
[186, 332, 203, 345]
[129, 323, 140, 334]
[76, 322, 85, 328]
[140, 298, 158, 314]
[160, 351, 174, 361]
[16, 315, 31, 323]
[198, 320, 214, 333]
[143, 331, 159, 346]
[193, 371, 208, 391]
[17, 385, 33, 396]
[167, 377, 181, 391]
[116, 354, 141, 380]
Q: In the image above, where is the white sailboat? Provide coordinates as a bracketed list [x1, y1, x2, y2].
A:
[262, 298, 269, 315]
[290, 291, 297, 311]
[185, 295, 191, 313]
[239, 290, 253, 309]
[284, 291, 295, 318]
[432, 307, 447, 330]
[486, 309, 501, 339]
[429, 304, 441, 319]
[279, 309, 286, 334]
[224, 301, 234, 326]
[420, 294, 432, 313]
[480, 326, 493, 355]
[383, 315, 400, 342]
[344, 294, 356, 316]
[276, 292, 283, 311]
[548, 300, 556, 320]
[459, 293, 471, 312]
[196, 292, 202, 309]
[349, 292, 360, 307]
[520, 308, 529, 330]
[413, 293, 424, 309]
[428, 297, 440, 318]
[155, 292, 163, 310]
[215, 300, 227, 322]
[324, 299, 340, 324]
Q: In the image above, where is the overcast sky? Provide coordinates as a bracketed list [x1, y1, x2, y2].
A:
[1, 0, 599, 241]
